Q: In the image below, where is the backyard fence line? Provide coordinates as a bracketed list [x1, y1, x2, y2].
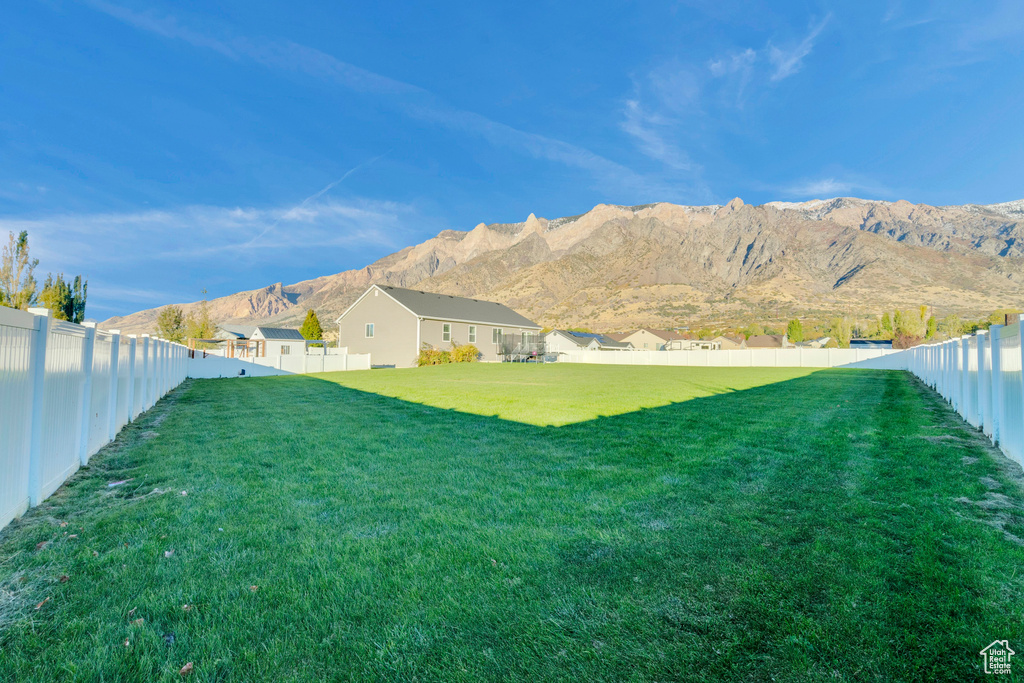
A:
[556, 347, 906, 370]
[904, 321, 1024, 466]
[0, 306, 189, 531]
[186, 350, 371, 378]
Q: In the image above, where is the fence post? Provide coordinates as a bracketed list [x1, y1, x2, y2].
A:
[990, 325, 1003, 444]
[126, 336, 138, 421]
[78, 323, 97, 466]
[26, 308, 51, 507]
[107, 330, 121, 441]
[140, 334, 151, 410]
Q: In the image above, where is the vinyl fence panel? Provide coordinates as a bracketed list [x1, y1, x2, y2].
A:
[903, 322, 1023, 466]
[0, 306, 190, 531]
[0, 307, 37, 529]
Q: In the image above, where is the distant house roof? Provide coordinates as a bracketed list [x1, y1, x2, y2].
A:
[639, 328, 688, 341]
[850, 338, 892, 348]
[548, 329, 632, 349]
[745, 334, 787, 348]
[348, 285, 541, 328]
[215, 324, 257, 340]
[252, 327, 306, 341]
[604, 332, 631, 342]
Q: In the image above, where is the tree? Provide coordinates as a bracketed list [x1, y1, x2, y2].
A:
[939, 314, 964, 339]
[38, 273, 87, 322]
[925, 316, 938, 339]
[184, 291, 217, 344]
[828, 316, 853, 348]
[741, 323, 764, 339]
[893, 309, 924, 338]
[300, 309, 324, 347]
[156, 305, 186, 342]
[880, 312, 893, 335]
[786, 319, 804, 343]
[0, 230, 39, 309]
[72, 276, 87, 323]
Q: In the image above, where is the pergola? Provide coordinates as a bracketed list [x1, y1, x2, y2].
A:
[186, 337, 267, 358]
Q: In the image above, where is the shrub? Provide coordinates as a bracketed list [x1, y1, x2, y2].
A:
[452, 344, 480, 363]
[417, 347, 452, 366]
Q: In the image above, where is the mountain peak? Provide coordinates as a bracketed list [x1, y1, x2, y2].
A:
[102, 196, 1024, 335]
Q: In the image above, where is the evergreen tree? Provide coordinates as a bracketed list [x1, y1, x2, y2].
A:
[926, 316, 938, 339]
[72, 276, 87, 323]
[786, 318, 804, 342]
[0, 230, 38, 309]
[300, 309, 324, 342]
[156, 305, 186, 342]
[880, 312, 893, 335]
[38, 273, 88, 322]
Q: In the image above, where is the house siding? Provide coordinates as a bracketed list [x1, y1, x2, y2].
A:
[420, 318, 538, 362]
[620, 330, 672, 350]
[337, 291, 419, 367]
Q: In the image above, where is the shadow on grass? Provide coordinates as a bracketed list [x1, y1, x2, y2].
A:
[1, 369, 1023, 682]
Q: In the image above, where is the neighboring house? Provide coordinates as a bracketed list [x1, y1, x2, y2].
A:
[745, 334, 792, 349]
[712, 335, 746, 350]
[251, 327, 307, 356]
[850, 338, 893, 350]
[604, 332, 631, 343]
[214, 325, 308, 357]
[665, 338, 719, 350]
[336, 285, 542, 368]
[795, 336, 831, 349]
[617, 328, 689, 350]
[544, 329, 633, 354]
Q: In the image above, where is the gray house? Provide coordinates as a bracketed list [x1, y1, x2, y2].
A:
[336, 285, 542, 367]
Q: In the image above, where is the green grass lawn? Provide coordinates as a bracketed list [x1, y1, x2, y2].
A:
[2, 364, 1023, 681]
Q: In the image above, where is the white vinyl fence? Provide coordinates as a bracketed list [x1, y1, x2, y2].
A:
[0, 307, 188, 530]
[904, 321, 1024, 466]
[557, 347, 905, 369]
[186, 350, 372, 378]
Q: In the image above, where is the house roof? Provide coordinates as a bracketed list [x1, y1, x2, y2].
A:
[594, 339, 633, 349]
[850, 338, 892, 347]
[369, 285, 541, 328]
[638, 328, 685, 341]
[549, 329, 631, 349]
[603, 332, 631, 342]
[216, 324, 257, 340]
[253, 327, 306, 341]
[745, 334, 786, 348]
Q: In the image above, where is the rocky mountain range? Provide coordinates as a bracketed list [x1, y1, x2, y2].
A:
[101, 197, 1024, 335]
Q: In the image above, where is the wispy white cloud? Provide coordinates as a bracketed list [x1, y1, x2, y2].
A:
[781, 175, 892, 199]
[768, 15, 831, 81]
[0, 197, 420, 272]
[85, 1, 683, 200]
[708, 48, 757, 78]
[620, 100, 696, 173]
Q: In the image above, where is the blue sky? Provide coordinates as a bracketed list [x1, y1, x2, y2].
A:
[1, 1, 1022, 318]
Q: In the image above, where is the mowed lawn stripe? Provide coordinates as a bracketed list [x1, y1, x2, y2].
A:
[1, 365, 1022, 681]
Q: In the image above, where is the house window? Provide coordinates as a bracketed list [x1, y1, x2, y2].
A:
[468, 325, 476, 343]
[522, 332, 531, 344]
[442, 323, 451, 342]
[493, 328, 503, 344]
[365, 323, 375, 338]
[280, 345, 290, 355]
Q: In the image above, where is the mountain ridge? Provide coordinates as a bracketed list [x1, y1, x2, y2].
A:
[101, 196, 1024, 334]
